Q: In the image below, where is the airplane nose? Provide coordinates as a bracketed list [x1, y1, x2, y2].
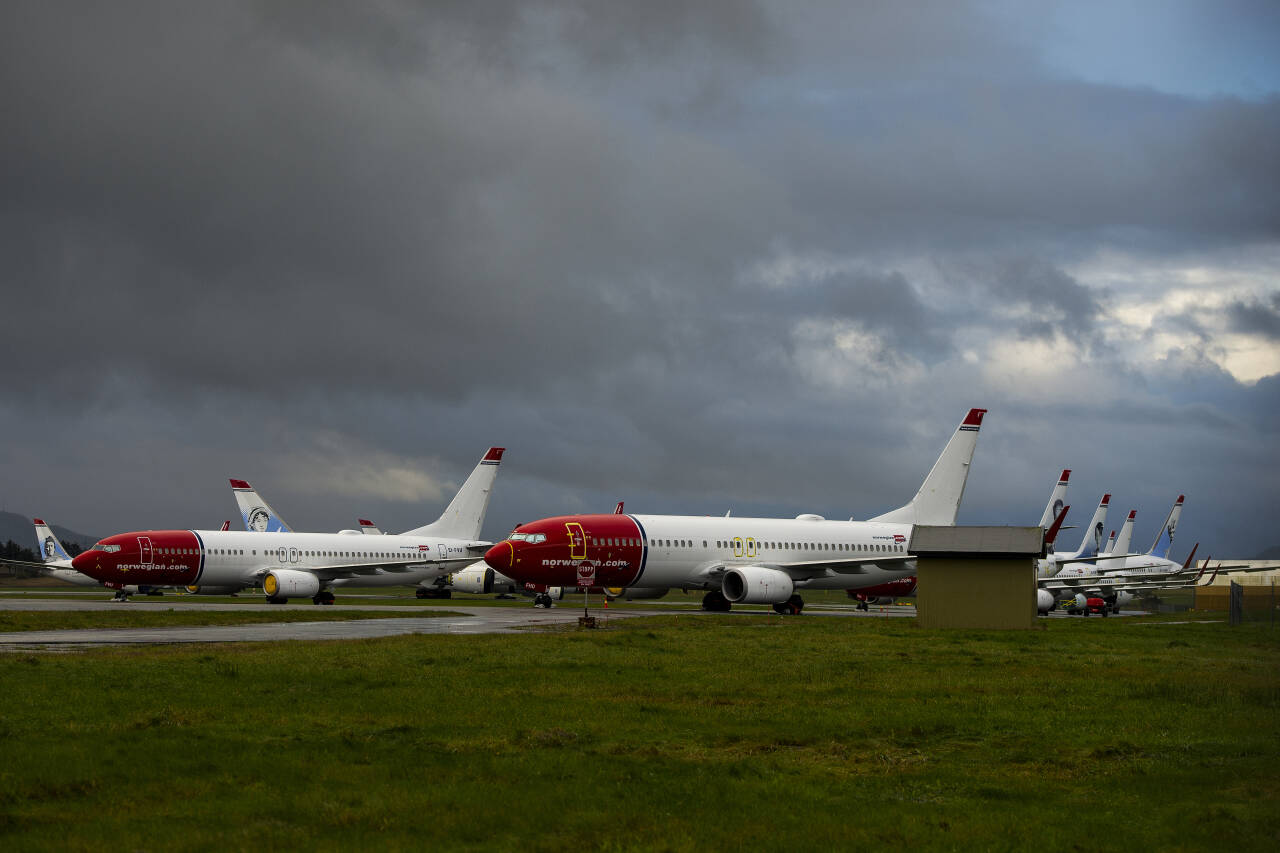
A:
[70, 550, 100, 578]
[484, 541, 514, 572]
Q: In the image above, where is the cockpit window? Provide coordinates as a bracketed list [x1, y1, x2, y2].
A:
[91, 543, 122, 553]
[509, 533, 546, 544]
[509, 533, 529, 541]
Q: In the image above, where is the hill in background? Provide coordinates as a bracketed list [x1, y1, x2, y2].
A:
[0, 511, 98, 552]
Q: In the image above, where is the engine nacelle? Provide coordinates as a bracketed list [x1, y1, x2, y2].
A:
[604, 587, 670, 601]
[451, 564, 495, 595]
[185, 585, 244, 596]
[262, 569, 320, 600]
[1036, 589, 1056, 614]
[722, 566, 794, 604]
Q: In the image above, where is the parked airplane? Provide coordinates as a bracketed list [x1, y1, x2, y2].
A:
[6, 519, 173, 599]
[484, 408, 987, 614]
[1037, 497, 1206, 613]
[72, 448, 505, 604]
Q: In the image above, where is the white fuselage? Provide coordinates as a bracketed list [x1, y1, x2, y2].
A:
[196, 530, 475, 587]
[629, 515, 915, 590]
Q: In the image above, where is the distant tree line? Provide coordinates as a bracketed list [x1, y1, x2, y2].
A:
[2, 540, 37, 562]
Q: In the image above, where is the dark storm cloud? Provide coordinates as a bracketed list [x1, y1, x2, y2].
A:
[1, 1, 1277, 555]
[1226, 293, 1280, 339]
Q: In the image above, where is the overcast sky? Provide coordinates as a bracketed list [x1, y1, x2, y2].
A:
[2, 1, 1278, 557]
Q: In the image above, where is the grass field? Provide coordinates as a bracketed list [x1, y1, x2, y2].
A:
[1, 612, 1276, 851]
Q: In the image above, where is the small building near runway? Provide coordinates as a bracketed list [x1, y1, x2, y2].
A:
[912, 525, 1046, 629]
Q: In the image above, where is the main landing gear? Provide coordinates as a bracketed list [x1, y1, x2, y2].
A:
[772, 594, 805, 615]
[701, 590, 732, 612]
[312, 590, 336, 605]
[533, 593, 555, 608]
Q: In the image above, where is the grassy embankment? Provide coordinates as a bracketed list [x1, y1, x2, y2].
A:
[1, 614, 1276, 850]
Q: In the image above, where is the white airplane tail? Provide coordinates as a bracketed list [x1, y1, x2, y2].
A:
[1067, 493, 1110, 559]
[401, 448, 505, 540]
[869, 408, 986, 526]
[1113, 510, 1136, 555]
[1038, 469, 1071, 530]
[32, 518, 73, 566]
[230, 479, 293, 533]
[1148, 495, 1184, 558]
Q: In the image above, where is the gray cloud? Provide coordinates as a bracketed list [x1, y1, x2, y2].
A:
[1227, 293, 1280, 339]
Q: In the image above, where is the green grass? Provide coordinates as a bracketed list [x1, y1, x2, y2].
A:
[0, 608, 461, 633]
[0, 615, 1276, 851]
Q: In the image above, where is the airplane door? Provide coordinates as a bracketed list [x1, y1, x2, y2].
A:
[137, 536, 153, 567]
[566, 522, 586, 560]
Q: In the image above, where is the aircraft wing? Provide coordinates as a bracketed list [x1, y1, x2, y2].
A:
[1040, 575, 1180, 593]
[691, 555, 913, 580]
[251, 555, 476, 583]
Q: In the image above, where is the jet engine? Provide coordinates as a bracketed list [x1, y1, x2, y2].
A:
[452, 564, 495, 594]
[262, 569, 320, 601]
[722, 566, 794, 604]
[1036, 589, 1056, 614]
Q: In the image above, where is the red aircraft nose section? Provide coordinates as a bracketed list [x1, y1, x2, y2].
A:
[488, 515, 647, 589]
[484, 541, 514, 573]
[70, 549, 104, 580]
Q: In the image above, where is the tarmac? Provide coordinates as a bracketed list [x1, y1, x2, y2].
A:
[0, 591, 918, 648]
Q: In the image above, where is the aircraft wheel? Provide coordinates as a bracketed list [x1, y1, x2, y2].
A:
[267, 595, 287, 604]
[415, 588, 429, 599]
[787, 594, 804, 615]
[701, 590, 731, 612]
[772, 602, 790, 615]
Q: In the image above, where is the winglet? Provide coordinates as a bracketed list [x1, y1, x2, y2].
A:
[229, 479, 252, 490]
[220, 520, 230, 531]
[483, 447, 505, 463]
[614, 501, 625, 515]
[1181, 542, 1199, 572]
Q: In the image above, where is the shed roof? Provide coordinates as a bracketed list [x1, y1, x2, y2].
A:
[911, 525, 1045, 559]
